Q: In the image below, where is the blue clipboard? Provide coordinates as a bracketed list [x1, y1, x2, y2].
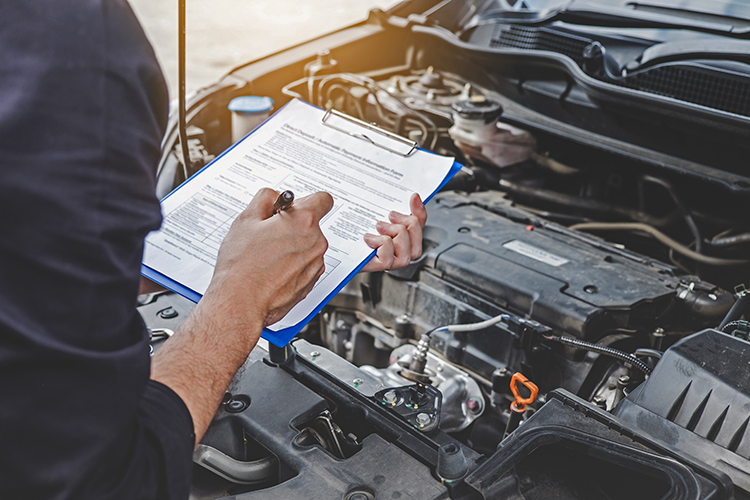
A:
[142, 99, 462, 346]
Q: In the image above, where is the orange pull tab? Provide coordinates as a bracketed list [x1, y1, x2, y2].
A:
[510, 372, 539, 413]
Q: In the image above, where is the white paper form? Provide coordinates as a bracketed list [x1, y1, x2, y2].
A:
[143, 99, 455, 334]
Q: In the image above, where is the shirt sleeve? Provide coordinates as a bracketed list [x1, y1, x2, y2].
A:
[129, 381, 197, 500]
[0, 1, 195, 498]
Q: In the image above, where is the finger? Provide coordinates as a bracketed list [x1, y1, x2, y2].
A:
[361, 233, 395, 272]
[376, 222, 411, 268]
[388, 212, 423, 260]
[242, 187, 279, 220]
[363, 232, 380, 249]
[293, 191, 334, 222]
[409, 193, 427, 228]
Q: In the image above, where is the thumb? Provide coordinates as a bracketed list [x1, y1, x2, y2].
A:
[243, 187, 279, 220]
[410, 193, 427, 227]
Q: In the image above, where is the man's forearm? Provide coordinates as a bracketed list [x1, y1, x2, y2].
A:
[150, 294, 264, 444]
[148, 189, 333, 445]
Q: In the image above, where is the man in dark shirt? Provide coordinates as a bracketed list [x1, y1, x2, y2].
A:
[0, 2, 426, 499]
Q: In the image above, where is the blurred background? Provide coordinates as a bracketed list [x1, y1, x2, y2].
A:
[128, 0, 398, 98]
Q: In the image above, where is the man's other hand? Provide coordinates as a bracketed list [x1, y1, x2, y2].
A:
[206, 188, 333, 329]
[361, 193, 427, 272]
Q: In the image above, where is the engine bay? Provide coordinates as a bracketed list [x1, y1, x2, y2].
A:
[141, 1, 750, 498]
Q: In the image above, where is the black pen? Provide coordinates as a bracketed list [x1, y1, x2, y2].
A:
[272, 190, 294, 214]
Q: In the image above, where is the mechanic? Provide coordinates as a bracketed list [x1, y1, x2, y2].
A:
[0, 2, 426, 499]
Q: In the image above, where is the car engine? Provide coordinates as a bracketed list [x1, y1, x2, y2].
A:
[140, 1, 750, 498]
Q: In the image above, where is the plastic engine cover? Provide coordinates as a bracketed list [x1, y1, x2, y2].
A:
[420, 192, 683, 340]
[615, 329, 750, 494]
[467, 389, 732, 499]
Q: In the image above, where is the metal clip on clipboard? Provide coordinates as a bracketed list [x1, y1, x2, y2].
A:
[321, 108, 418, 157]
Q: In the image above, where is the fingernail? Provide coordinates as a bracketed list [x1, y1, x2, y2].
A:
[363, 233, 378, 247]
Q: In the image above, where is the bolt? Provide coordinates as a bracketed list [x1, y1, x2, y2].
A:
[384, 390, 398, 405]
[394, 314, 412, 339]
[592, 396, 607, 409]
[387, 76, 402, 94]
[349, 494, 369, 500]
[395, 314, 410, 324]
[416, 413, 431, 427]
[614, 375, 631, 406]
[226, 398, 249, 413]
[651, 327, 666, 350]
[316, 49, 332, 65]
[353, 378, 364, 388]
[466, 398, 482, 413]
[310, 350, 320, 360]
[157, 307, 178, 319]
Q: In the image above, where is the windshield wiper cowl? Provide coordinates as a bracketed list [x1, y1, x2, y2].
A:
[484, 0, 750, 39]
[626, 39, 750, 73]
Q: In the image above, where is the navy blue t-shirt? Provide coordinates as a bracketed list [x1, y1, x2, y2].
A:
[0, 1, 194, 498]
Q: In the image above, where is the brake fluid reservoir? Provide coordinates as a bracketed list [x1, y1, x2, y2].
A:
[448, 97, 536, 167]
[228, 96, 274, 144]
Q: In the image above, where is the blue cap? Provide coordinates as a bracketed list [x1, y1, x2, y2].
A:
[228, 96, 274, 115]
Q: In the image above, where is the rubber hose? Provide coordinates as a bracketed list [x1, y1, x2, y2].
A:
[193, 444, 277, 484]
[718, 294, 750, 330]
[546, 335, 653, 376]
[499, 180, 677, 228]
[639, 175, 702, 254]
[570, 222, 750, 266]
[682, 288, 734, 319]
[711, 232, 750, 247]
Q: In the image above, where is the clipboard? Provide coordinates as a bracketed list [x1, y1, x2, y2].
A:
[321, 108, 418, 157]
[142, 99, 462, 346]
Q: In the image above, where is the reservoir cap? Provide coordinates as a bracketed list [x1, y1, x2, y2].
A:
[451, 97, 503, 122]
[228, 96, 274, 115]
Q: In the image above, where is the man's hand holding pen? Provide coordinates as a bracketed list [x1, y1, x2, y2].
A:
[205, 187, 426, 330]
[206, 187, 333, 329]
[152, 187, 426, 443]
